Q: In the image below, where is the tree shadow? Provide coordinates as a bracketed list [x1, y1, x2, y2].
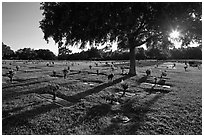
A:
[2, 106, 25, 118]
[137, 76, 148, 84]
[81, 79, 104, 84]
[59, 74, 132, 103]
[100, 93, 164, 134]
[68, 71, 82, 75]
[143, 87, 172, 94]
[50, 71, 82, 78]
[2, 74, 134, 133]
[73, 69, 108, 76]
[2, 79, 52, 89]
[2, 84, 57, 101]
[83, 103, 112, 121]
[73, 103, 122, 132]
[2, 102, 42, 118]
[2, 103, 59, 132]
[87, 71, 108, 76]
[50, 74, 63, 78]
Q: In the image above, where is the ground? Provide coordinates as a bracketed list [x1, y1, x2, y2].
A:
[2, 60, 202, 135]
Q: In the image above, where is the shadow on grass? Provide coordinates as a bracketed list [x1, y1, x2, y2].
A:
[2, 102, 42, 119]
[3, 71, 82, 89]
[50, 74, 64, 78]
[137, 75, 172, 87]
[2, 74, 133, 133]
[73, 92, 164, 134]
[2, 106, 25, 118]
[81, 79, 104, 84]
[87, 71, 107, 76]
[143, 87, 172, 94]
[58, 74, 133, 103]
[71, 69, 107, 76]
[2, 78, 52, 89]
[84, 103, 112, 120]
[2, 85, 53, 100]
[137, 76, 148, 84]
[99, 93, 164, 134]
[69, 71, 82, 75]
[2, 103, 59, 133]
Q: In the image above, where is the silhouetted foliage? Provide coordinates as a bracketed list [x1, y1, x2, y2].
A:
[15, 48, 37, 60]
[135, 48, 147, 60]
[184, 47, 202, 59]
[57, 45, 202, 60]
[2, 43, 201, 61]
[35, 49, 56, 60]
[2, 45, 56, 60]
[169, 47, 202, 59]
[40, 2, 201, 75]
[2, 43, 15, 59]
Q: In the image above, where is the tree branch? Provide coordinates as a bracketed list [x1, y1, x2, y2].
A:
[135, 34, 158, 47]
[132, 18, 146, 36]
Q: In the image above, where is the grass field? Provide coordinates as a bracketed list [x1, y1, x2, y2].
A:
[2, 60, 202, 135]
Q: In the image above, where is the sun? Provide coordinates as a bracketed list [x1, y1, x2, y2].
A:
[169, 30, 180, 39]
[169, 29, 182, 48]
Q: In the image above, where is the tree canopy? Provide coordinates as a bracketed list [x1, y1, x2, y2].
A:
[2, 42, 57, 60]
[15, 48, 56, 60]
[40, 2, 201, 48]
[40, 2, 201, 75]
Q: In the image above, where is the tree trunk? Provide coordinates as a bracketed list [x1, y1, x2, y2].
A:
[129, 46, 136, 76]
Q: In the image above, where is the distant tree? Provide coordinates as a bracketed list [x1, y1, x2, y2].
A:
[169, 46, 202, 60]
[87, 47, 102, 59]
[135, 47, 147, 60]
[146, 47, 162, 59]
[184, 47, 202, 59]
[169, 48, 185, 59]
[40, 2, 201, 75]
[35, 49, 56, 60]
[15, 48, 37, 60]
[2, 42, 15, 59]
[79, 50, 89, 60]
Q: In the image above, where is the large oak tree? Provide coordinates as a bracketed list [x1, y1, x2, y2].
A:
[40, 2, 201, 75]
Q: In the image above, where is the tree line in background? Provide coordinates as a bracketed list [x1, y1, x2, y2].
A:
[2, 42, 201, 61]
[58, 46, 202, 60]
[2, 42, 56, 60]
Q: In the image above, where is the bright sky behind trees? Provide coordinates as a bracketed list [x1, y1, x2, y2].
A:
[2, 2, 58, 55]
[2, 2, 119, 55]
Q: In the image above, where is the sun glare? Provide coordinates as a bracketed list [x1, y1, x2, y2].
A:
[169, 30, 180, 39]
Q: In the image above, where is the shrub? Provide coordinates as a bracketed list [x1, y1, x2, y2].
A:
[62, 68, 68, 79]
[89, 65, 92, 69]
[95, 63, 98, 67]
[16, 65, 20, 71]
[146, 69, 151, 76]
[48, 83, 60, 100]
[7, 70, 15, 82]
[96, 69, 99, 75]
[121, 80, 128, 97]
[52, 70, 57, 77]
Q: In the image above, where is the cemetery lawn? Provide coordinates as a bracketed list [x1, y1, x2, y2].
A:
[2, 60, 202, 135]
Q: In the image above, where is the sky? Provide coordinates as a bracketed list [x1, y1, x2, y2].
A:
[2, 2, 59, 55]
[2, 2, 119, 56]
